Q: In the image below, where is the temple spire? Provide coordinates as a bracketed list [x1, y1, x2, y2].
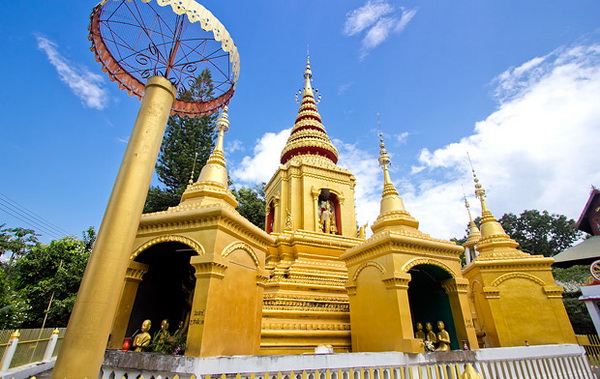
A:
[179, 106, 238, 208]
[371, 133, 419, 234]
[280, 56, 338, 164]
[463, 193, 481, 264]
[471, 168, 507, 238]
[463, 193, 481, 247]
[302, 55, 314, 98]
[469, 164, 525, 259]
[195, 106, 229, 186]
[378, 133, 406, 214]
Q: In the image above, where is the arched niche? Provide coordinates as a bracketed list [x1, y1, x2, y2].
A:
[407, 263, 459, 350]
[126, 241, 198, 338]
[266, 200, 275, 234]
[318, 188, 341, 235]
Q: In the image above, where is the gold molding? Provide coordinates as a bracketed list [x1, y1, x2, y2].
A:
[490, 272, 547, 287]
[130, 234, 204, 260]
[222, 241, 262, 269]
[402, 257, 457, 278]
[351, 261, 386, 283]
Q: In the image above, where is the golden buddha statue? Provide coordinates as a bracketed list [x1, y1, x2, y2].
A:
[435, 320, 451, 351]
[320, 202, 334, 234]
[414, 322, 425, 341]
[425, 322, 437, 344]
[156, 319, 174, 345]
[132, 319, 151, 352]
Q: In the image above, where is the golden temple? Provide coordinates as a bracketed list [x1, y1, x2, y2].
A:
[107, 56, 576, 357]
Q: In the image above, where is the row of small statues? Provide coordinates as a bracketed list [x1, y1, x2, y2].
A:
[414, 321, 451, 351]
[132, 319, 186, 354]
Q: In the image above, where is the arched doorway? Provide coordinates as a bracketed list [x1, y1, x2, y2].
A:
[408, 264, 459, 350]
[126, 241, 197, 337]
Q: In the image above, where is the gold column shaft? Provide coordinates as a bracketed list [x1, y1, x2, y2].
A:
[51, 76, 175, 379]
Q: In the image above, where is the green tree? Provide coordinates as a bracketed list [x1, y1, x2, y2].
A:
[144, 69, 217, 213]
[0, 224, 39, 272]
[231, 184, 266, 229]
[456, 210, 583, 257]
[0, 269, 29, 328]
[498, 210, 583, 257]
[13, 233, 92, 327]
[553, 265, 595, 334]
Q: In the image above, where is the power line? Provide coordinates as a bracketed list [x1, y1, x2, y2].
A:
[0, 193, 69, 239]
[0, 204, 63, 240]
[0, 193, 70, 235]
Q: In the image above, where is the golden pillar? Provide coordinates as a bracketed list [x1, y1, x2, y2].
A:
[186, 254, 228, 357]
[52, 76, 175, 379]
[441, 278, 479, 349]
[108, 261, 149, 349]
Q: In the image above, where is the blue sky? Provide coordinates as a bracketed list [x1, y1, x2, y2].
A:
[1, 0, 600, 243]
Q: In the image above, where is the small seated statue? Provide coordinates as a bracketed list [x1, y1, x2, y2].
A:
[132, 319, 151, 352]
[414, 322, 425, 341]
[435, 320, 451, 351]
[425, 322, 437, 344]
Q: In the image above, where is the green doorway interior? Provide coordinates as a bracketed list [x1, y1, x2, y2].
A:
[408, 264, 459, 350]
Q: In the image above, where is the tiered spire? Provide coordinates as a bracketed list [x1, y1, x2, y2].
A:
[280, 56, 338, 164]
[179, 107, 238, 207]
[463, 194, 481, 251]
[371, 133, 419, 234]
[470, 167, 526, 259]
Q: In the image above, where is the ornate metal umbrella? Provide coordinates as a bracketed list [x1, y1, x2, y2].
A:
[89, 0, 239, 116]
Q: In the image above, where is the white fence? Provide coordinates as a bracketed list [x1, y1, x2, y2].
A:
[101, 344, 595, 379]
[0, 328, 64, 376]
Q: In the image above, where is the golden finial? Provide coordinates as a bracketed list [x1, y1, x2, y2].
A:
[378, 132, 391, 168]
[216, 106, 230, 133]
[467, 152, 486, 200]
[304, 54, 312, 80]
[188, 151, 199, 185]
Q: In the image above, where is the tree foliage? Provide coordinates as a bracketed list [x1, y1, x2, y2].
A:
[231, 184, 266, 229]
[457, 209, 583, 257]
[11, 229, 95, 327]
[0, 224, 39, 272]
[144, 69, 217, 213]
[498, 210, 583, 257]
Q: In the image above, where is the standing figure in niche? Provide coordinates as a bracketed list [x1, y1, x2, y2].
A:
[320, 201, 336, 234]
[435, 320, 451, 351]
[132, 319, 151, 352]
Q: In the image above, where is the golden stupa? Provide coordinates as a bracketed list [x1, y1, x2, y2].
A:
[107, 57, 576, 356]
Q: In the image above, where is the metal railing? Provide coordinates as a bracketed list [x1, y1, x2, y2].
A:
[0, 328, 65, 373]
[576, 334, 600, 368]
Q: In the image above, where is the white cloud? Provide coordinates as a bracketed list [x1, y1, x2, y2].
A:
[344, 1, 417, 59]
[226, 139, 245, 154]
[343, 0, 394, 37]
[36, 36, 109, 110]
[396, 131, 409, 144]
[408, 43, 600, 239]
[230, 129, 290, 185]
[338, 82, 353, 95]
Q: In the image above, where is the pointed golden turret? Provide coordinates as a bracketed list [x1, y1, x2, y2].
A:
[463, 194, 481, 250]
[470, 169, 526, 259]
[280, 56, 338, 164]
[463, 194, 481, 264]
[179, 106, 238, 208]
[370, 133, 419, 234]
